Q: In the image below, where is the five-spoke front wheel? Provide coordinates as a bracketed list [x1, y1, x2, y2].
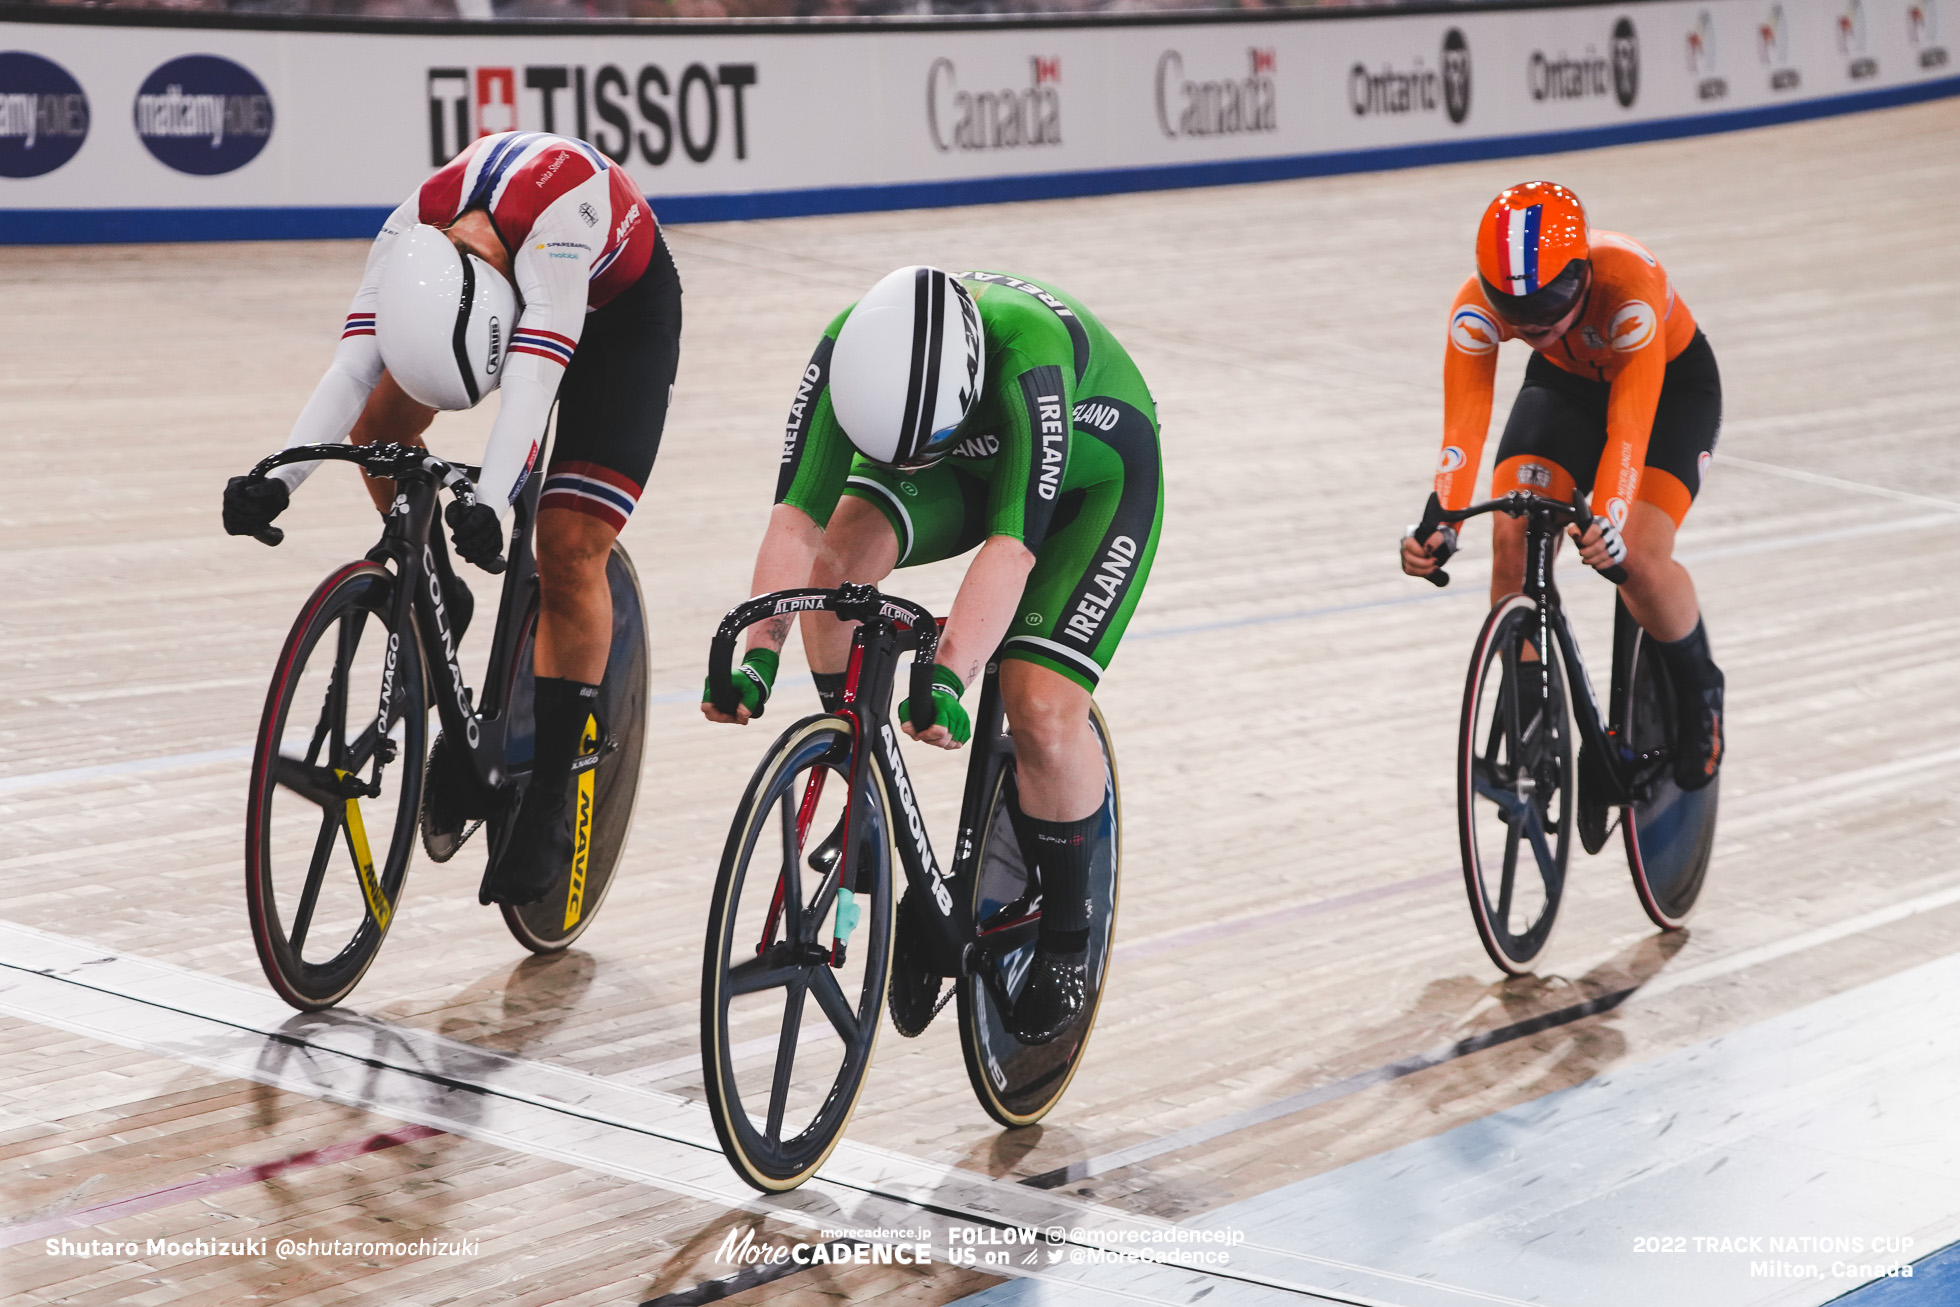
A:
[700, 716, 895, 1192]
[246, 562, 426, 1011]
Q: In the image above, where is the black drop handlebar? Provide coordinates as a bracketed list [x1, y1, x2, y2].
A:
[238, 442, 500, 572]
[707, 583, 942, 736]
[1410, 488, 1629, 588]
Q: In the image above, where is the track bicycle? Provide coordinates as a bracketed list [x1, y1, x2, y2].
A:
[236, 442, 649, 1011]
[1413, 489, 1719, 974]
[699, 583, 1121, 1191]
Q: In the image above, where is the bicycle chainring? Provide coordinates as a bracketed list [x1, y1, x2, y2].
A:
[888, 889, 949, 1038]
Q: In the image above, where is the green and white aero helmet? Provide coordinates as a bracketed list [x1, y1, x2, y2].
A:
[829, 266, 985, 470]
[375, 223, 517, 411]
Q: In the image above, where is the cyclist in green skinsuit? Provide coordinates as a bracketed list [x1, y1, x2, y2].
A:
[702, 266, 1164, 1043]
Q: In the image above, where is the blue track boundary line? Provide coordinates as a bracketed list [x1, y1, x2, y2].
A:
[5, 74, 1955, 245]
[1826, 1239, 1960, 1304]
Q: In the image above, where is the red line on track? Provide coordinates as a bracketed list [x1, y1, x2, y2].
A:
[0, 1123, 444, 1249]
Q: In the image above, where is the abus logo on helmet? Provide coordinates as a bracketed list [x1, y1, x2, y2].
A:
[1686, 11, 1729, 99]
[1909, 0, 1950, 67]
[1527, 18, 1638, 108]
[1349, 29, 1470, 126]
[1155, 48, 1276, 139]
[927, 56, 1061, 153]
[426, 63, 758, 168]
[486, 317, 502, 373]
[134, 55, 273, 175]
[1759, 4, 1804, 88]
[0, 52, 89, 179]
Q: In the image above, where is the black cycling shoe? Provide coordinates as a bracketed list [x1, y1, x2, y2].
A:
[888, 889, 947, 1038]
[420, 733, 489, 863]
[1006, 944, 1088, 1045]
[479, 784, 571, 906]
[1674, 680, 1725, 792]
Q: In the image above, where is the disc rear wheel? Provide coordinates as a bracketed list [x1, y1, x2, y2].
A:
[1621, 629, 1718, 928]
[501, 541, 651, 952]
[958, 705, 1121, 1128]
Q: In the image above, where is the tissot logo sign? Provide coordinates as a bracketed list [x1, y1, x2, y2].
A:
[135, 55, 273, 175]
[1837, 0, 1880, 77]
[928, 56, 1062, 152]
[1527, 17, 1638, 108]
[1909, 0, 1950, 67]
[1349, 28, 1471, 125]
[0, 51, 89, 178]
[1759, 3, 1804, 87]
[1156, 48, 1276, 138]
[1686, 11, 1729, 99]
[427, 63, 758, 168]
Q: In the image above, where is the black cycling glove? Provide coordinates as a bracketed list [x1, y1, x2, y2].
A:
[445, 499, 504, 571]
[223, 476, 289, 537]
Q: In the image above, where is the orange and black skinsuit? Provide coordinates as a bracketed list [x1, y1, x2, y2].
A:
[1435, 231, 1720, 531]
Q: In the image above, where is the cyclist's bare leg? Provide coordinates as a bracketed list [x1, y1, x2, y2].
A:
[534, 508, 617, 683]
[801, 496, 900, 674]
[1604, 502, 1699, 642]
[347, 370, 437, 512]
[998, 660, 1103, 822]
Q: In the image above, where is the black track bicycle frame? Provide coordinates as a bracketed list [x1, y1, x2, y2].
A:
[709, 584, 1012, 978]
[246, 441, 541, 800]
[1417, 489, 1649, 805]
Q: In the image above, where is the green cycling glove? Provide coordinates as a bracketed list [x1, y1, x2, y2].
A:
[897, 664, 971, 745]
[704, 648, 779, 717]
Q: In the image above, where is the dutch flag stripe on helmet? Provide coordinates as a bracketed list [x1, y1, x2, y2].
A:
[1500, 204, 1543, 295]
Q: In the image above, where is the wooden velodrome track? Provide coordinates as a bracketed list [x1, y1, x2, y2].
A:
[3, 97, 1957, 1306]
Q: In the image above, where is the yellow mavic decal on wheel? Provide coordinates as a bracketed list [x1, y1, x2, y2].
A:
[564, 713, 598, 930]
[336, 769, 392, 932]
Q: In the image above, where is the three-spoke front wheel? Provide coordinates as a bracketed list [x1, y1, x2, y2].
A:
[701, 716, 895, 1192]
[246, 562, 426, 1011]
[1459, 595, 1575, 975]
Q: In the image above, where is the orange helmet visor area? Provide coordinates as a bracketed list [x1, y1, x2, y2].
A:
[1480, 259, 1590, 328]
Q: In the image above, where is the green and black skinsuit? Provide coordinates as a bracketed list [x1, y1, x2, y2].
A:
[776, 271, 1165, 693]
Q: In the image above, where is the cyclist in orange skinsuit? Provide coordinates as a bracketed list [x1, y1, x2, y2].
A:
[1403, 182, 1724, 789]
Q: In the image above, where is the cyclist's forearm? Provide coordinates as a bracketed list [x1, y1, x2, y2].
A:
[272, 352, 382, 493]
[748, 503, 824, 653]
[938, 534, 1036, 687]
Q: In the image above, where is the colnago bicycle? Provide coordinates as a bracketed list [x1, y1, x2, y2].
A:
[700, 583, 1120, 1191]
[1414, 489, 1719, 974]
[237, 441, 649, 1011]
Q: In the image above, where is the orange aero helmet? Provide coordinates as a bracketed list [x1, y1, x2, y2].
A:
[1475, 181, 1591, 327]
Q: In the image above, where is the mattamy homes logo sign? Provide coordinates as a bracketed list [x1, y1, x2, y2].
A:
[134, 54, 273, 174]
[0, 50, 88, 178]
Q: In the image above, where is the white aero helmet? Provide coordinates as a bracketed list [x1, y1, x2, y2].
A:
[375, 223, 517, 411]
[829, 266, 984, 470]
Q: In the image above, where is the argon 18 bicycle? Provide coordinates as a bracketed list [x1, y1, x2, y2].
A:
[236, 442, 649, 1011]
[700, 583, 1120, 1191]
[1414, 489, 1719, 974]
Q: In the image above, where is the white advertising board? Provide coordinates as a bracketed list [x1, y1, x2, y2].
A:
[0, 0, 1953, 240]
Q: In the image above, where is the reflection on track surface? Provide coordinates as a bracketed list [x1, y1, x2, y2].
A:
[1, 98, 1957, 1305]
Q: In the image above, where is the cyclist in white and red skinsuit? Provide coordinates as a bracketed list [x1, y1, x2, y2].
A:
[223, 131, 682, 905]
